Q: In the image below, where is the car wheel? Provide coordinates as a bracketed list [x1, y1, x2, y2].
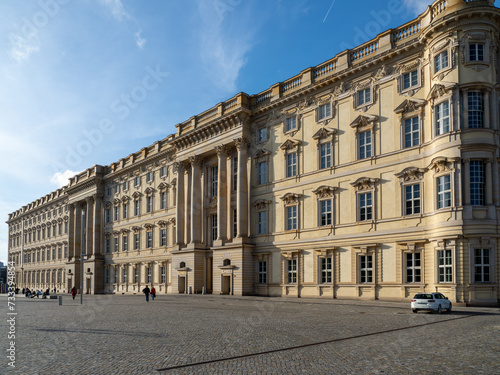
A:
[437, 305, 442, 314]
[447, 303, 452, 313]
[412, 309, 418, 313]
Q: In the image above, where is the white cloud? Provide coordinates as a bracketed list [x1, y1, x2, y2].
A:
[135, 29, 146, 49]
[404, 0, 431, 16]
[99, 0, 130, 21]
[8, 32, 40, 62]
[50, 170, 80, 188]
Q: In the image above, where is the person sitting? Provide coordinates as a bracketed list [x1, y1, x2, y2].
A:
[37, 290, 42, 298]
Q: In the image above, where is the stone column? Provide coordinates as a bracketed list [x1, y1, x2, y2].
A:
[236, 138, 249, 238]
[185, 163, 192, 245]
[85, 198, 91, 257]
[73, 203, 81, 261]
[175, 163, 185, 246]
[93, 196, 100, 256]
[216, 146, 227, 242]
[190, 156, 203, 245]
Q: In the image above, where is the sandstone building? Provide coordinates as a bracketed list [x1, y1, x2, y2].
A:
[7, 0, 500, 305]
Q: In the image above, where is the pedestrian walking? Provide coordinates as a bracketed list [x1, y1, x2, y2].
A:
[151, 286, 156, 301]
[71, 286, 77, 300]
[142, 285, 151, 302]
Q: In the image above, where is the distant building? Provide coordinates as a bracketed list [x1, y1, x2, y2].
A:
[0, 261, 7, 285]
[6, 0, 500, 305]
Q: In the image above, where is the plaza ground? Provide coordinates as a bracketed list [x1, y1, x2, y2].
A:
[1, 294, 499, 374]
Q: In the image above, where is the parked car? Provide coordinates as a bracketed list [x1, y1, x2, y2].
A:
[411, 292, 452, 314]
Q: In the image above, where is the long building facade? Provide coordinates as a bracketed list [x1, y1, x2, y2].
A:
[7, 0, 500, 305]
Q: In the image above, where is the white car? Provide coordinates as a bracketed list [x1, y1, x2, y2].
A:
[411, 292, 452, 314]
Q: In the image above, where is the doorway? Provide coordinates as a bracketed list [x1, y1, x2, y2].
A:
[222, 275, 231, 295]
[178, 276, 186, 294]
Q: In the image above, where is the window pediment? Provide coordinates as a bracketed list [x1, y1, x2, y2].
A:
[253, 149, 271, 159]
[131, 226, 141, 233]
[312, 127, 337, 140]
[113, 198, 121, 205]
[144, 187, 155, 195]
[280, 193, 302, 205]
[157, 220, 167, 228]
[253, 199, 272, 210]
[394, 99, 426, 115]
[121, 195, 130, 203]
[279, 139, 301, 151]
[120, 228, 129, 234]
[313, 186, 337, 198]
[427, 82, 456, 101]
[350, 177, 379, 191]
[350, 114, 378, 130]
[395, 167, 426, 182]
[428, 157, 459, 173]
[132, 191, 143, 199]
[158, 182, 169, 191]
[143, 223, 154, 230]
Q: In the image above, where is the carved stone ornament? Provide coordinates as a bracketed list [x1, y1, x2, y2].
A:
[394, 98, 426, 114]
[350, 177, 380, 191]
[157, 220, 167, 228]
[131, 226, 141, 233]
[234, 137, 250, 150]
[105, 232, 112, 238]
[312, 128, 336, 141]
[374, 65, 391, 79]
[395, 167, 426, 182]
[132, 191, 142, 199]
[113, 198, 121, 206]
[313, 186, 337, 198]
[143, 223, 154, 230]
[426, 82, 456, 101]
[428, 157, 457, 173]
[120, 228, 129, 234]
[333, 82, 347, 96]
[349, 114, 378, 129]
[168, 218, 176, 225]
[280, 193, 302, 205]
[253, 199, 272, 210]
[121, 195, 130, 202]
[158, 182, 169, 191]
[208, 196, 217, 209]
[279, 139, 301, 151]
[215, 145, 227, 156]
[144, 187, 154, 196]
[105, 201, 112, 208]
[432, 38, 451, 54]
[189, 155, 203, 166]
[170, 178, 177, 188]
[112, 231, 120, 237]
[253, 149, 271, 159]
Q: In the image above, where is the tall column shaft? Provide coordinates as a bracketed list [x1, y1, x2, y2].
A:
[236, 139, 249, 237]
[216, 147, 227, 241]
[190, 157, 202, 244]
[175, 163, 185, 246]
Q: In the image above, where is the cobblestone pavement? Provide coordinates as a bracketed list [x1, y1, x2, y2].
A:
[1, 293, 499, 375]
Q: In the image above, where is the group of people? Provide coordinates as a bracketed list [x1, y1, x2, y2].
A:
[21, 287, 52, 299]
[141, 285, 156, 302]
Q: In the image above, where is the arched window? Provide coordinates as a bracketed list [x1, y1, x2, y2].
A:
[180, 262, 186, 268]
[223, 259, 231, 266]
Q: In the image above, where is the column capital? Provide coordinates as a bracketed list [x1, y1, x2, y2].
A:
[189, 155, 203, 167]
[234, 137, 250, 150]
[215, 144, 227, 156]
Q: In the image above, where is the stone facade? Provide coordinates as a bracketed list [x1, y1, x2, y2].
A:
[7, 0, 500, 305]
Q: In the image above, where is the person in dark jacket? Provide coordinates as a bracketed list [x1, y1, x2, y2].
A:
[142, 285, 151, 302]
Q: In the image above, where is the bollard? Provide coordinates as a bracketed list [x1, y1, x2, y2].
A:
[58, 295, 62, 306]
[202, 286, 206, 295]
[188, 286, 192, 294]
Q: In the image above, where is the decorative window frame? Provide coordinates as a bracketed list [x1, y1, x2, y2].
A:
[252, 149, 271, 186]
[280, 139, 301, 179]
[460, 31, 490, 71]
[255, 120, 269, 145]
[468, 237, 496, 285]
[427, 82, 456, 137]
[280, 193, 301, 232]
[394, 98, 426, 149]
[253, 199, 271, 236]
[427, 157, 458, 211]
[284, 114, 299, 136]
[312, 127, 336, 170]
[395, 167, 426, 217]
[431, 37, 456, 79]
[314, 248, 336, 285]
[351, 177, 379, 223]
[433, 239, 457, 284]
[353, 245, 378, 285]
[397, 59, 423, 96]
[398, 242, 425, 285]
[350, 115, 378, 161]
[281, 250, 301, 285]
[254, 253, 270, 285]
[313, 186, 337, 228]
[353, 79, 375, 112]
[315, 95, 334, 125]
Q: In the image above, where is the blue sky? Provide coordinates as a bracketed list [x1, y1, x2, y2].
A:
[1, 0, 497, 263]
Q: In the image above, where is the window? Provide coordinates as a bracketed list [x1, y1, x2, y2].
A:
[160, 192, 167, 209]
[123, 181, 129, 191]
[403, 70, 418, 90]
[469, 43, 484, 62]
[160, 266, 166, 283]
[286, 117, 297, 132]
[357, 88, 371, 106]
[146, 231, 153, 248]
[437, 175, 451, 209]
[258, 161, 267, 185]
[470, 160, 485, 206]
[286, 206, 297, 231]
[134, 233, 140, 250]
[105, 239, 110, 254]
[358, 131, 371, 159]
[404, 116, 419, 148]
[435, 101, 450, 135]
[286, 153, 297, 177]
[146, 171, 154, 182]
[211, 166, 218, 197]
[146, 196, 153, 213]
[233, 156, 238, 192]
[258, 261, 267, 284]
[233, 209, 237, 238]
[58, 223, 62, 235]
[287, 259, 297, 284]
[115, 184, 120, 194]
[106, 209, 111, 223]
[114, 206, 119, 221]
[105, 268, 110, 284]
[474, 249, 490, 283]
[358, 192, 372, 221]
[320, 258, 332, 283]
[160, 166, 167, 177]
[434, 50, 448, 73]
[160, 229, 166, 246]
[319, 200, 332, 226]
[258, 211, 267, 235]
[134, 267, 139, 283]
[47, 226, 51, 238]
[257, 127, 267, 142]
[123, 235, 128, 252]
[134, 176, 141, 187]
[106, 187, 111, 197]
[147, 267, 151, 284]
[114, 237, 119, 252]
[134, 200, 140, 216]
[405, 184, 421, 215]
[211, 214, 218, 244]
[406, 252, 421, 283]
[468, 91, 484, 128]
[318, 103, 331, 120]
[360, 255, 373, 283]
[122, 268, 127, 284]
[319, 143, 331, 169]
[438, 249, 452, 283]
[123, 203, 128, 219]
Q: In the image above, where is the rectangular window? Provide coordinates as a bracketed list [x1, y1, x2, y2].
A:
[404, 116, 419, 148]
[114, 206, 119, 221]
[160, 229, 166, 246]
[359, 131, 372, 159]
[123, 235, 128, 251]
[122, 268, 127, 283]
[438, 249, 452, 283]
[437, 175, 452, 209]
[134, 200, 140, 216]
[47, 226, 51, 238]
[258, 261, 267, 284]
[160, 192, 167, 209]
[321, 257, 332, 283]
[286, 117, 297, 132]
[287, 206, 297, 230]
[160, 266, 166, 283]
[470, 160, 485, 206]
[360, 255, 373, 283]
[320, 143, 332, 169]
[211, 214, 218, 244]
[318, 103, 331, 120]
[258, 161, 267, 185]
[114, 237, 119, 252]
[233, 209, 237, 238]
[469, 43, 484, 62]
[106, 239, 110, 254]
[146, 231, 153, 248]
[123, 180, 129, 191]
[320, 200, 332, 226]
[106, 187, 111, 197]
[258, 211, 267, 235]
[147, 196, 153, 213]
[287, 259, 297, 284]
[233, 156, 238, 192]
[58, 223, 62, 235]
[468, 91, 484, 128]
[405, 184, 421, 215]
[403, 70, 419, 90]
[134, 267, 139, 283]
[105, 268, 110, 284]
[359, 192, 373, 221]
[211, 166, 218, 197]
[357, 88, 371, 106]
[106, 209, 111, 223]
[287, 152, 297, 177]
[406, 252, 421, 283]
[161, 166, 167, 177]
[257, 127, 267, 142]
[146, 171, 154, 182]
[134, 234, 140, 250]
[435, 101, 450, 135]
[147, 267, 151, 284]
[123, 203, 128, 219]
[474, 248, 490, 283]
[434, 50, 449, 72]
[134, 176, 141, 187]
